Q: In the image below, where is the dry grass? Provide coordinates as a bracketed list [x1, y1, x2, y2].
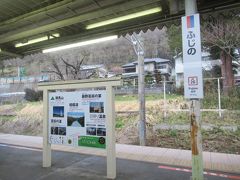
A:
[0, 104, 17, 115]
[115, 99, 188, 112]
[0, 102, 43, 135]
[0, 99, 239, 154]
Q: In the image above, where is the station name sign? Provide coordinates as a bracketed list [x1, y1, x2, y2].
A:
[182, 13, 203, 99]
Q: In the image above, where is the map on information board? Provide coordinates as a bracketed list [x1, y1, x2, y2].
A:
[48, 90, 106, 149]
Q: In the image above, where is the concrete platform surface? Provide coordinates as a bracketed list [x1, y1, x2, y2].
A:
[0, 133, 239, 179]
[2, 144, 239, 180]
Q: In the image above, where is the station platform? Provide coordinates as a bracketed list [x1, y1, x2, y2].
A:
[0, 133, 239, 180]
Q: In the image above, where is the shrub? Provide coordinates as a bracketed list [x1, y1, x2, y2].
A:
[221, 87, 240, 110]
[174, 84, 184, 95]
[24, 88, 43, 102]
[202, 86, 240, 110]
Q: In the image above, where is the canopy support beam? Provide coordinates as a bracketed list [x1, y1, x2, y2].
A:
[0, 48, 23, 58]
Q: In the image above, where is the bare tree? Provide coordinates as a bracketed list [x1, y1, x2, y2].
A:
[46, 53, 95, 81]
[202, 16, 240, 94]
[49, 59, 65, 80]
[61, 56, 85, 80]
[143, 27, 171, 59]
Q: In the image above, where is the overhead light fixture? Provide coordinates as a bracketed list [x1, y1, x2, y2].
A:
[86, 7, 162, 29]
[42, 35, 118, 53]
[15, 33, 60, 47]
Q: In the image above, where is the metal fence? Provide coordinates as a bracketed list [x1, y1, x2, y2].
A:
[0, 75, 48, 84]
[115, 83, 174, 95]
[0, 82, 37, 104]
[0, 77, 238, 116]
[115, 77, 239, 118]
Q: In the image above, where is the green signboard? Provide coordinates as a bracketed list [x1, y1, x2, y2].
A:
[19, 67, 26, 77]
[78, 136, 106, 149]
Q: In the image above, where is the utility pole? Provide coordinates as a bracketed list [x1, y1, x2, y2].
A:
[184, 0, 204, 179]
[131, 33, 146, 146]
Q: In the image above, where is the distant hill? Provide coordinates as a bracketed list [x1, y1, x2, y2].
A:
[1, 28, 171, 77]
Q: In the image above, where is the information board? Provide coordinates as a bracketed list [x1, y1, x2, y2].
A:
[182, 13, 203, 99]
[48, 90, 107, 149]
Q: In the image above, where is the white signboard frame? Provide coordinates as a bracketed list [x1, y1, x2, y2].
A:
[182, 13, 203, 99]
[38, 78, 122, 179]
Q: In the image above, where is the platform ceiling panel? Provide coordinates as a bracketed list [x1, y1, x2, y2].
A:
[0, 0, 239, 60]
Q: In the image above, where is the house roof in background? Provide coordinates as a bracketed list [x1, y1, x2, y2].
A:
[81, 64, 104, 70]
[122, 58, 171, 67]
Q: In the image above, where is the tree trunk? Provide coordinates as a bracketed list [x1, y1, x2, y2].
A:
[221, 50, 234, 95]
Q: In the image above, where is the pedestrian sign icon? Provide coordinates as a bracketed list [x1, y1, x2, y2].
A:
[188, 76, 198, 86]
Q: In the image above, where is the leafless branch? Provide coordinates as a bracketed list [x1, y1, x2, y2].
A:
[202, 17, 240, 53]
[50, 60, 65, 80]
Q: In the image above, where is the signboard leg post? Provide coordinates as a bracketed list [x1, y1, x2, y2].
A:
[43, 89, 51, 167]
[106, 86, 116, 179]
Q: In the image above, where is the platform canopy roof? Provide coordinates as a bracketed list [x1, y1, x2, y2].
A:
[0, 0, 239, 60]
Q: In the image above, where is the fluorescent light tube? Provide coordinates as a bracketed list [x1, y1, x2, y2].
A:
[15, 33, 60, 47]
[42, 35, 118, 53]
[86, 7, 162, 29]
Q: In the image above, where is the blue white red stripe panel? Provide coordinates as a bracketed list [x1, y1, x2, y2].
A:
[187, 15, 194, 28]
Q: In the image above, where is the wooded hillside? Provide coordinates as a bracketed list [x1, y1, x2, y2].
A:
[1, 28, 171, 77]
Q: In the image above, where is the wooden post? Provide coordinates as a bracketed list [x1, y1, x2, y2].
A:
[190, 100, 204, 180]
[42, 89, 51, 167]
[106, 85, 116, 179]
